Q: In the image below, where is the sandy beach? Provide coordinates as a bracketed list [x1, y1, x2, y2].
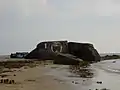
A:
[0, 66, 73, 90]
[0, 59, 76, 90]
[0, 59, 120, 90]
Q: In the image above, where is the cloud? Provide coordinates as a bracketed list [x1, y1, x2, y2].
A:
[41, 0, 120, 19]
[95, 0, 120, 16]
[1, 0, 120, 19]
[0, 0, 120, 54]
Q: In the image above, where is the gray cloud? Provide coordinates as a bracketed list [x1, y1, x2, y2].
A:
[0, 0, 120, 54]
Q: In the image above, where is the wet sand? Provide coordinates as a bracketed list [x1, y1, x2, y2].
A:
[91, 60, 120, 90]
[0, 59, 120, 90]
[45, 60, 120, 90]
[0, 65, 73, 90]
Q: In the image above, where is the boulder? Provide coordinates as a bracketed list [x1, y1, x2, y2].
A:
[53, 53, 82, 65]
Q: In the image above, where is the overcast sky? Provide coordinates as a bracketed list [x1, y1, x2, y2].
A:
[0, 0, 120, 54]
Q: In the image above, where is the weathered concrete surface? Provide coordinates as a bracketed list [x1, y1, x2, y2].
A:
[25, 49, 82, 65]
[25, 41, 100, 64]
[68, 42, 100, 62]
[53, 53, 83, 65]
[37, 41, 68, 53]
[25, 49, 55, 60]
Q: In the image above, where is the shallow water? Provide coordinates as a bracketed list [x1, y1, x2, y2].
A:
[90, 66, 120, 90]
[46, 65, 93, 90]
[91, 59, 120, 90]
[46, 59, 120, 90]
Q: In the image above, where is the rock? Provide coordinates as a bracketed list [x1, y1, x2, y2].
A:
[4, 79, 9, 84]
[24, 66, 28, 69]
[68, 42, 100, 62]
[101, 88, 110, 90]
[25, 40, 100, 64]
[0, 79, 3, 83]
[113, 61, 116, 63]
[97, 81, 102, 84]
[72, 81, 74, 83]
[0, 79, 15, 84]
[13, 74, 16, 76]
[53, 53, 82, 65]
[101, 55, 120, 60]
[75, 82, 79, 84]
[25, 41, 68, 60]
[0, 74, 9, 78]
[83, 80, 85, 82]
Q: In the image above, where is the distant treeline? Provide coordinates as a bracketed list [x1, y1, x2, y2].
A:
[101, 55, 120, 60]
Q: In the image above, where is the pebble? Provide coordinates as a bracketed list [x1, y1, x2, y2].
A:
[13, 74, 16, 76]
[75, 82, 79, 84]
[97, 81, 102, 84]
[72, 81, 74, 83]
[101, 88, 110, 90]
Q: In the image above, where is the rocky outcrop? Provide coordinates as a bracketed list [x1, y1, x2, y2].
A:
[25, 49, 56, 60]
[25, 40, 100, 64]
[68, 42, 100, 62]
[101, 55, 120, 60]
[25, 41, 68, 60]
[37, 41, 68, 53]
